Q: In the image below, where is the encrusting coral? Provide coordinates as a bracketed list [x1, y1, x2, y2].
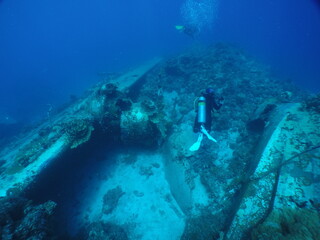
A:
[61, 117, 94, 149]
[251, 208, 320, 240]
[0, 196, 57, 240]
[302, 94, 320, 113]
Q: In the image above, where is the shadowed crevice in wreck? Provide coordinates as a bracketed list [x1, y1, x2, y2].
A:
[24, 126, 120, 235]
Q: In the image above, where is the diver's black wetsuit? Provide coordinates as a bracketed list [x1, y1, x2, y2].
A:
[183, 25, 199, 38]
[193, 92, 224, 133]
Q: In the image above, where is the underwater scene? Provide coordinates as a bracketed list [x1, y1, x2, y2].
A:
[0, 0, 320, 239]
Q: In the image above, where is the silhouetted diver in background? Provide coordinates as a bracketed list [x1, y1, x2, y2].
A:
[175, 25, 200, 38]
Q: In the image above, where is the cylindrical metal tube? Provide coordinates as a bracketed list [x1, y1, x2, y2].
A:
[197, 96, 206, 123]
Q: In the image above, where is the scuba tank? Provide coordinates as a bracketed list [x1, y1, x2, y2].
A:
[197, 96, 206, 124]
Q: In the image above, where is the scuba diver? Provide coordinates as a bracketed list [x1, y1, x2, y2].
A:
[190, 87, 224, 151]
[175, 25, 200, 38]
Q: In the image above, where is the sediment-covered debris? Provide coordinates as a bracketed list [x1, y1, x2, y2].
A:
[0, 196, 56, 240]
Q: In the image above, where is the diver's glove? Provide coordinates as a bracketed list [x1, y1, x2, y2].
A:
[201, 125, 217, 143]
[189, 133, 203, 152]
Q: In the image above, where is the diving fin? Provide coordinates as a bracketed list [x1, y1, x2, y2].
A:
[189, 133, 203, 151]
[175, 25, 185, 31]
[201, 125, 217, 143]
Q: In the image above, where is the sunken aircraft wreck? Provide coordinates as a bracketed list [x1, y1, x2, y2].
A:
[0, 44, 320, 240]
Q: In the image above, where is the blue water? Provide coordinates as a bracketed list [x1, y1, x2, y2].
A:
[0, 0, 319, 124]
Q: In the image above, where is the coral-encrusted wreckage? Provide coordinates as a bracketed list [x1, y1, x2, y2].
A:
[0, 44, 320, 240]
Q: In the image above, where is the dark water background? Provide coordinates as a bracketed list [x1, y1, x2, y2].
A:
[0, 0, 319, 125]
